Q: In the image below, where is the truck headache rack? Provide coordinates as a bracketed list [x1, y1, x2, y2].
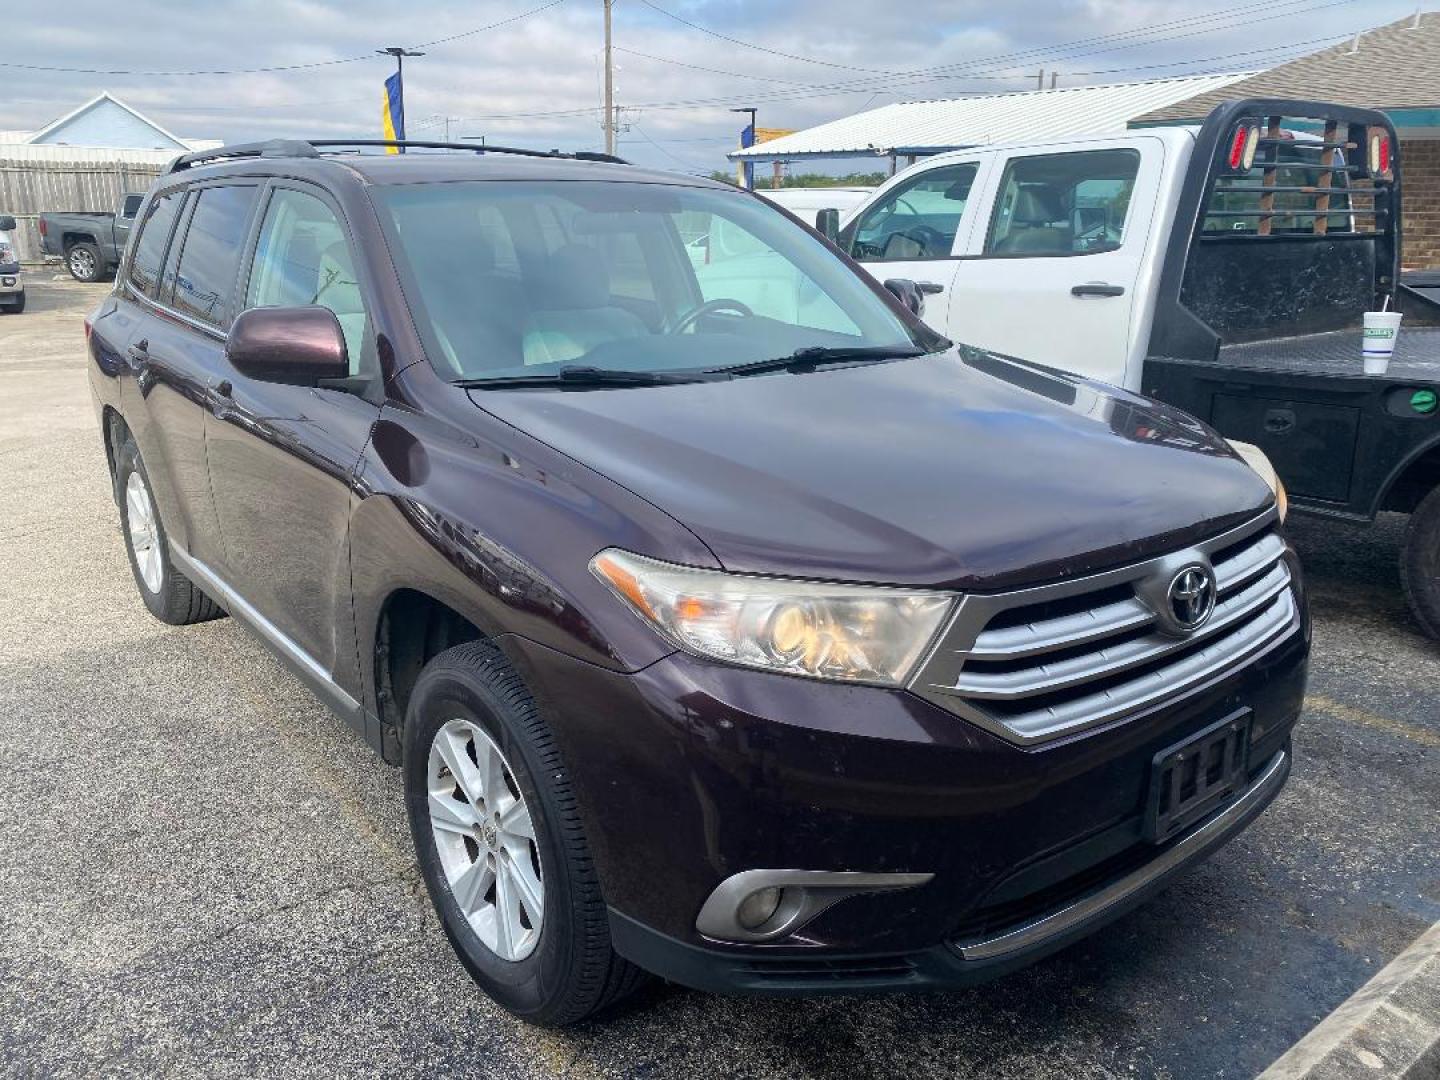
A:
[1150, 99, 1401, 358]
[167, 139, 629, 173]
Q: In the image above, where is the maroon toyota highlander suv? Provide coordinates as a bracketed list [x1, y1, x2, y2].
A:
[85, 139, 1308, 1025]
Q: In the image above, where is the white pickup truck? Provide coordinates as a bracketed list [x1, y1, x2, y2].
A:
[811, 99, 1440, 638]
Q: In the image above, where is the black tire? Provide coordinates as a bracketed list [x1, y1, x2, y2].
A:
[1400, 484, 1440, 640]
[116, 438, 225, 626]
[66, 241, 105, 283]
[0, 293, 22, 314]
[404, 640, 648, 1026]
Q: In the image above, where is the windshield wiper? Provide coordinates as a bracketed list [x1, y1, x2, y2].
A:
[457, 365, 725, 390]
[708, 344, 929, 378]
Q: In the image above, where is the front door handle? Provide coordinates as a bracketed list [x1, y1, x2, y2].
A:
[1263, 408, 1296, 436]
[916, 281, 944, 295]
[1071, 283, 1126, 298]
[214, 379, 233, 399]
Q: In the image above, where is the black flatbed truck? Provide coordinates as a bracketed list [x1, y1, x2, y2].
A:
[1143, 100, 1440, 638]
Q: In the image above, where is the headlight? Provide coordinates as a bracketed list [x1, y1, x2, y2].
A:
[591, 549, 954, 685]
[1227, 439, 1287, 522]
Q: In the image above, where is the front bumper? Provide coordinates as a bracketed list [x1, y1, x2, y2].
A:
[609, 747, 1290, 994]
[503, 574, 1308, 991]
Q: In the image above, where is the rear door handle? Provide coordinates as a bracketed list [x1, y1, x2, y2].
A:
[916, 281, 945, 295]
[1071, 283, 1125, 298]
[126, 338, 149, 371]
[214, 379, 233, 399]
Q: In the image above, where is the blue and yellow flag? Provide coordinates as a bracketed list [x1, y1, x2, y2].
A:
[381, 72, 404, 153]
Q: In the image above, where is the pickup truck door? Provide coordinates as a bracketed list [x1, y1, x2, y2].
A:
[112, 194, 143, 259]
[202, 181, 380, 717]
[946, 136, 1165, 389]
[840, 154, 990, 333]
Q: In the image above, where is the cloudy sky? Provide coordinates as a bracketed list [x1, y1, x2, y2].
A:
[0, 0, 1425, 173]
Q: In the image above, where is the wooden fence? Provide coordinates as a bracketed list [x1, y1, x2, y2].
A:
[0, 156, 164, 264]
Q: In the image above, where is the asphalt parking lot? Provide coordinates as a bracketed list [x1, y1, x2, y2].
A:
[1, 277, 1437, 1079]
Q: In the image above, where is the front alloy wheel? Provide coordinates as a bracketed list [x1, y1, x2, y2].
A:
[427, 718, 544, 962]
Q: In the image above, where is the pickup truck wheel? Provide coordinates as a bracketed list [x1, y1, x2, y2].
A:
[404, 641, 648, 1026]
[66, 242, 104, 283]
[1400, 485, 1440, 640]
[116, 439, 225, 626]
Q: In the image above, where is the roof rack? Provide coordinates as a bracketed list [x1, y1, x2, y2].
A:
[167, 139, 629, 174]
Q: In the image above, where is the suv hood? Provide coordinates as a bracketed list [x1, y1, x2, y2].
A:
[470, 349, 1274, 591]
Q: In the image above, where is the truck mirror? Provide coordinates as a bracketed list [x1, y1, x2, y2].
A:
[814, 208, 840, 245]
[0, 216, 15, 232]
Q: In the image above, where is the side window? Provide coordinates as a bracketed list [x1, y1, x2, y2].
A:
[848, 163, 978, 261]
[122, 194, 143, 219]
[169, 185, 260, 328]
[985, 149, 1140, 257]
[246, 188, 369, 374]
[127, 193, 183, 298]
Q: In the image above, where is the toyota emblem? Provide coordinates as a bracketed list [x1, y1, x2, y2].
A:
[1167, 565, 1217, 633]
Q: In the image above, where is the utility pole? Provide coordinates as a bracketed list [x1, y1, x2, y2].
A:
[730, 105, 757, 189]
[1036, 68, 1045, 90]
[378, 46, 425, 151]
[603, 0, 616, 157]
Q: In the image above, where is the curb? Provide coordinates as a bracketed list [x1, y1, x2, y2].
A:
[1259, 919, 1440, 1079]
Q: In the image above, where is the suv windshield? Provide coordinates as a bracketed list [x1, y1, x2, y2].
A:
[375, 180, 933, 383]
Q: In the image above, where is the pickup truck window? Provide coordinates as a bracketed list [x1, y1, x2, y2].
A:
[377, 180, 917, 382]
[128, 193, 183, 299]
[122, 194, 143, 219]
[849, 163, 977, 261]
[985, 149, 1139, 257]
[247, 188, 370, 373]
[170, 185, 259, 329]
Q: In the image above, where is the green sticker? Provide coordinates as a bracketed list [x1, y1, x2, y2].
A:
[1412, 389, 1438, 414]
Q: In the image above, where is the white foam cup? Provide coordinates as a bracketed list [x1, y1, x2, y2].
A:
[1363, 311, 1403, 375]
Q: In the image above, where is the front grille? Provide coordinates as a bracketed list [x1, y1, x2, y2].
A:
[909, 511, 1298, 745]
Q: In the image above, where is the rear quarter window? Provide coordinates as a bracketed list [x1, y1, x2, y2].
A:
[127, 193, 183, 298]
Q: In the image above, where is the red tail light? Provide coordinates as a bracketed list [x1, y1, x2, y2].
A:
[1369, 132, 1392, 175]
[37, 218, 47, 237]
[1227, 125, 1259, 172]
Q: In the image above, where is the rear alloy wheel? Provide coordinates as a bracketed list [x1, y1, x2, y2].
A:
[115, 437, 225, 626]
[66, 242, 104, 283]
[405, 641, 648, 1025]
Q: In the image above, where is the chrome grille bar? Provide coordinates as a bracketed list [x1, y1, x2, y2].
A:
[909, 509, 1300, 746]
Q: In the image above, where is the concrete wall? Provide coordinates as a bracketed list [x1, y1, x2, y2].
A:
[1401, 138, 1440, 269]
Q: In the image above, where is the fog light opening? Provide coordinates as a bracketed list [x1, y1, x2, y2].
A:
[736, 886, 785, 930]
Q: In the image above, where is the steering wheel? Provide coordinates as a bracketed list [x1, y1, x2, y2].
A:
[667, 297, 755, 335]
[886, 223, 950, 259]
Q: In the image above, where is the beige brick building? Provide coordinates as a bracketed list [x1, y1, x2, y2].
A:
[1132, 12, 1440, 269]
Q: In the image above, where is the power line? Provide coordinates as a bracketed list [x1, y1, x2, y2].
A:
[635, 0, 1355, 80]
[0, 0, 565, 76]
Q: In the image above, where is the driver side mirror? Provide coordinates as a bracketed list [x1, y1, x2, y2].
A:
[0, 215, 15, 232]
[226, 306, 349, 387]
[883, 278, 925, 317]
[814, 208, 840, 245]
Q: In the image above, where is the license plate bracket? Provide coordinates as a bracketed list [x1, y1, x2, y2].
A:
[1144, 708, 1253, 844]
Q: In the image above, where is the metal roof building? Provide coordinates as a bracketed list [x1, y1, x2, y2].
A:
[728, 72, 1254, 165]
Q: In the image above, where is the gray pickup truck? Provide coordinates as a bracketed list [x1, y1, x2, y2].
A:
[39, 193, 144, 282]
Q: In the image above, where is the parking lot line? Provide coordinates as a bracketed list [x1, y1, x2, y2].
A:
[1305, 694, 1440, 750]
